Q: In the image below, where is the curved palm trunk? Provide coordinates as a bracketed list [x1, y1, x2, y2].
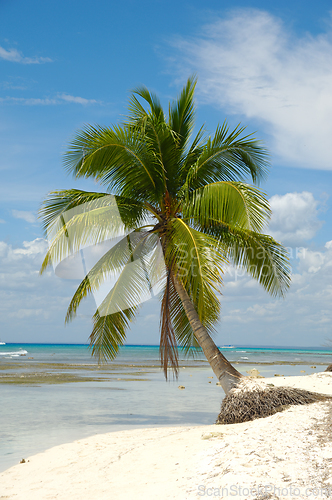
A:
[173, 276, 244, 394]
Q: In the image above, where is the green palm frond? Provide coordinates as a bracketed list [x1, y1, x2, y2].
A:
[65, 274, 91, 323]
[128, 88, 188, 198]
[131, 85, 165, 122]
[41, 199, 145, 275]
[168, 75, 197, 152]
[127, 94, 149, 126]
[227, 230, 291, 297]
[39, 189, 146, 235]
[186, 122, 269, 190]
[179, 124, 206, 184]
[184, 182, 271, 233]
[90, 308, 136, 363]
[160, 271, 179, 379]
[63, 124, 165, 202]
[203, 224, 291, 297]
[40, 189, 153, 274]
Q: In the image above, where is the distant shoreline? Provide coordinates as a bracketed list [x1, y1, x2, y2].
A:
[2, 342, 332, 350]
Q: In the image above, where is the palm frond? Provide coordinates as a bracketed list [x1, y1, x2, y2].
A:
[227, 230, 291, 298]
[178, 124, 206, 186]
[127, 94, 149, 126]
[160, 271, 179, 379]
[40, 196, 144, 274]
[63, 124, 164, 202]
[128, 89, 189, 198]
[202, 224, 291, 297]
[90, 308, 136, 363]
[184, 182, 271, 233]
[39, 189, 146, 235]
[39, 189, 154, 274]
[185, 122, 269, 190]
[131, 85, 165, 121]
[168, 75, 197, 152]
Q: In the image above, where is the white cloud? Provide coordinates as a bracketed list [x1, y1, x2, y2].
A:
[247, 303, 277, 317]
[268, 192, 323, 245]
[0, 237, 93, 343]
[12, 210, 36, 223]
[0, 46, 52, 64]
[172, 9, 332, 170]
[0, 238, 48, 264]
[8, 308, 47, 319]
[12, 238, 48, 257]
[297, 248, 326, 274]
[0, 241, 8, 257]
[219, 238, 332, 345]
[0, 219, 5, 224]
[57, 93, 98, 105]
[0, 94, 101, 106]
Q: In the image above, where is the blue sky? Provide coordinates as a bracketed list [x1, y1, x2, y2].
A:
[1, 0, 332, 348]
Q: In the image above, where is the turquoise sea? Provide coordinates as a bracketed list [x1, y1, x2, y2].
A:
[1, 343, 332, 473]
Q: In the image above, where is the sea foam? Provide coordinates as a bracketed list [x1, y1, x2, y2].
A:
[0, 350, 28, 356]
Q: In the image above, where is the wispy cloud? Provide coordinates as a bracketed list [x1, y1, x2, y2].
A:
[57, 93, 98, 105]
[0, 94, 101, 106]
[12, 210, 37, 223]
[0, 46, 52, 64]
[1, 78, 28, 90]
[1, 97, 57, 105]
[0, 219, 5, 224]
[172, 9, 332, 170]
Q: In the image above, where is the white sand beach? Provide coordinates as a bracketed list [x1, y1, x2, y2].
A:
[1, 372, 332, 500]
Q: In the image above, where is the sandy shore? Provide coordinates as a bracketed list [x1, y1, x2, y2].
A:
[1, 373, 332, 500]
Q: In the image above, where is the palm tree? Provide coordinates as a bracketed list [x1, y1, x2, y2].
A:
[40, 77, 291, 398]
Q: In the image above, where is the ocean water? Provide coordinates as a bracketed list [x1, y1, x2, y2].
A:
[1, 343, 332, 473]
